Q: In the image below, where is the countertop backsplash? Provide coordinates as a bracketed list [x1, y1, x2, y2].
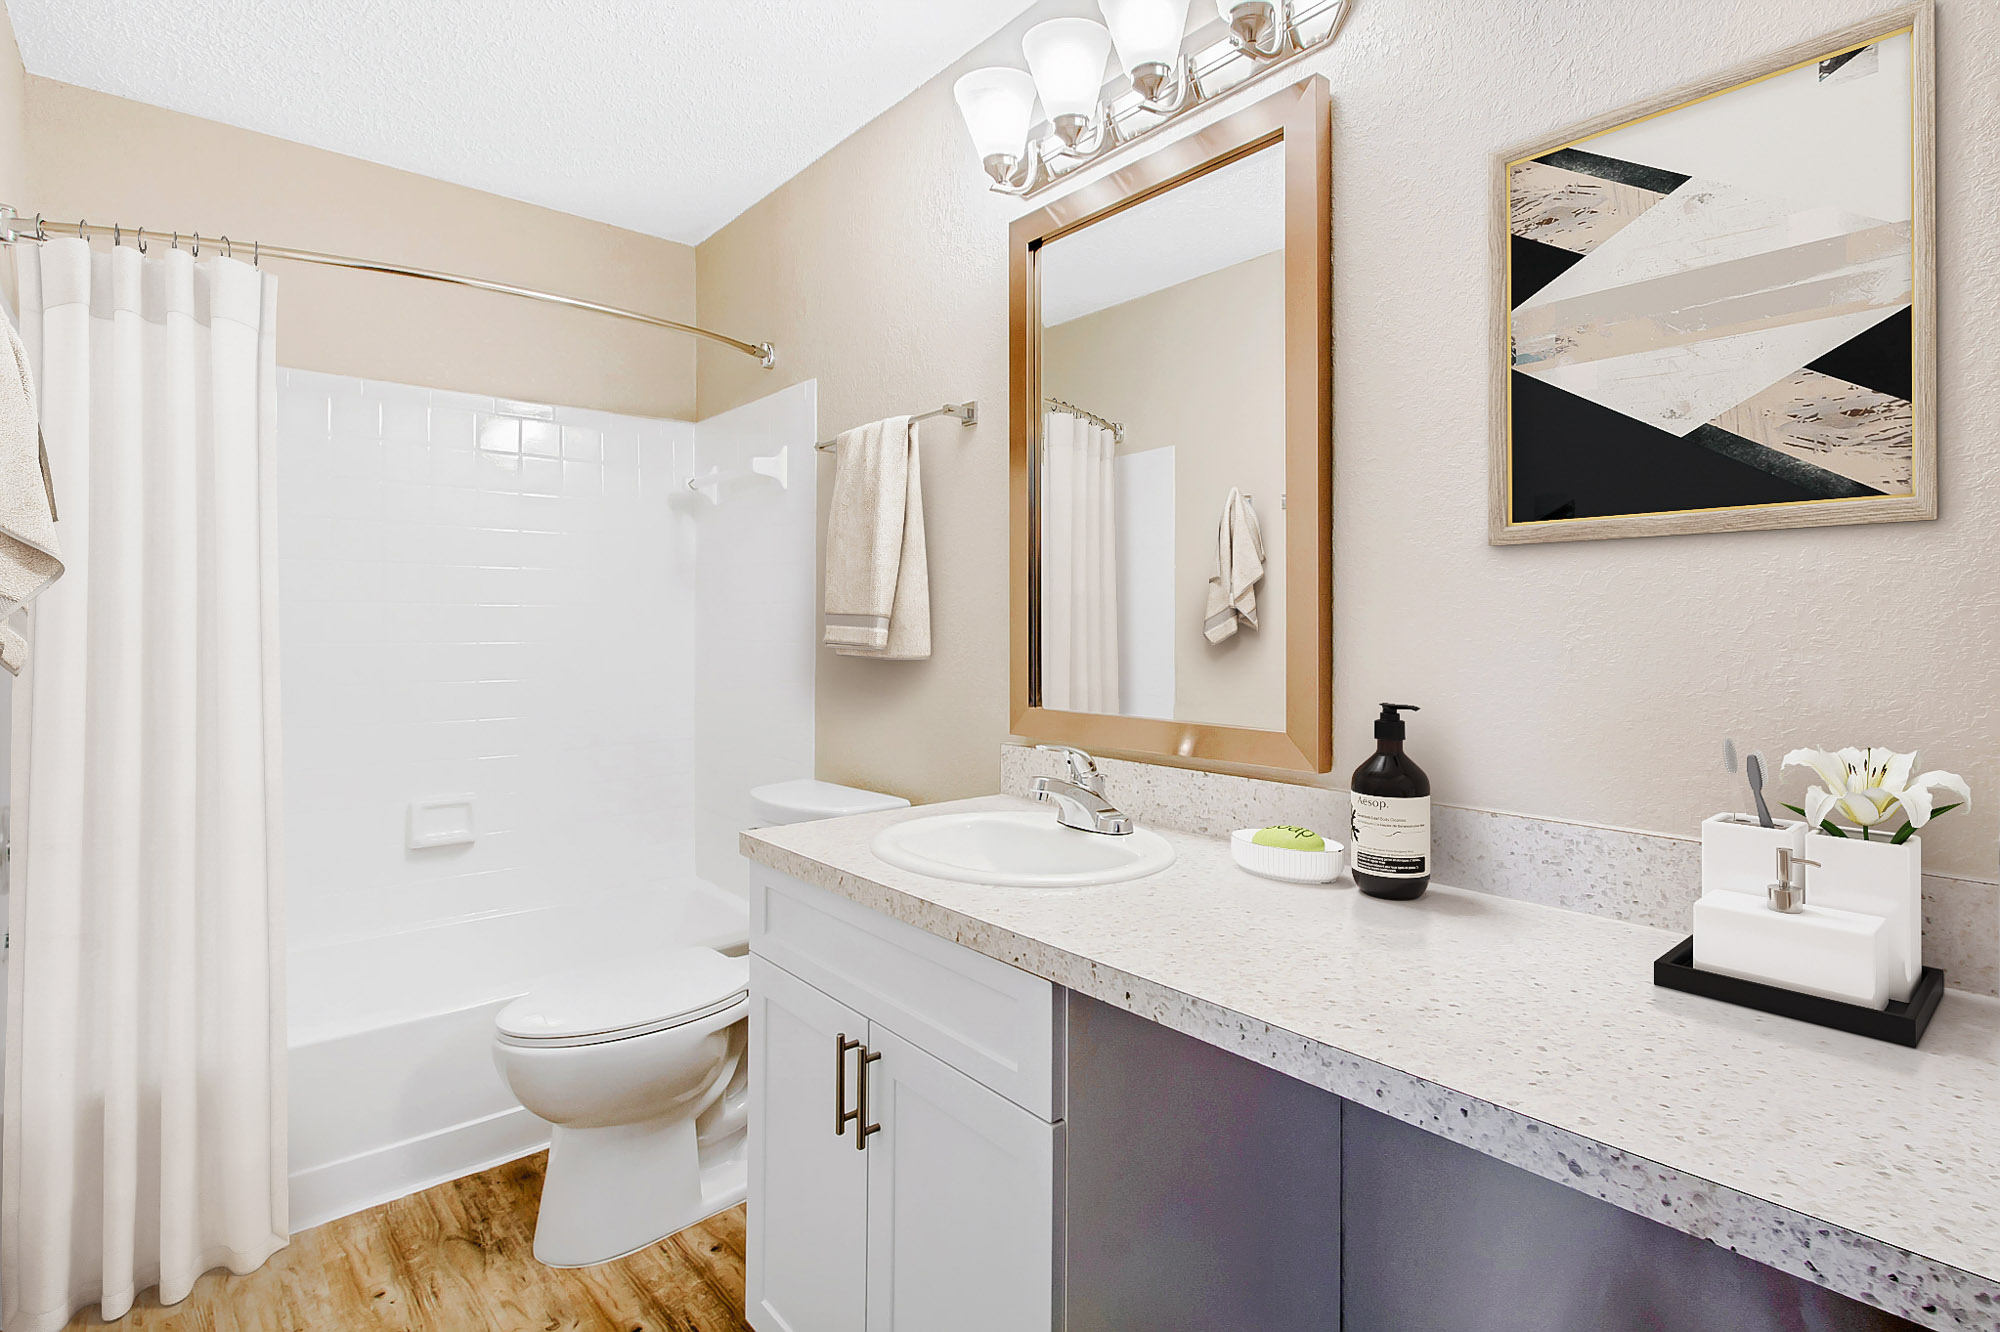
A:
[998, 744, 1999, 998]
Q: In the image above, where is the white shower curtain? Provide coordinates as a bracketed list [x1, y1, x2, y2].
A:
[1039, 410, 1119, 714]
[2, 239, 287, 1330]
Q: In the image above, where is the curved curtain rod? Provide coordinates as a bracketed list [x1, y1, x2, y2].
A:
[1045, 396, 1124, 445]
[0, 208, 777, 368]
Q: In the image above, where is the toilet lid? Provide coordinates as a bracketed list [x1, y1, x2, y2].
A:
[497, 948, 749, 1043]
[750, 778, 911, 824]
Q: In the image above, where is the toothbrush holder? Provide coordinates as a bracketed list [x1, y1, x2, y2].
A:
[1700, 813, 1807, 898]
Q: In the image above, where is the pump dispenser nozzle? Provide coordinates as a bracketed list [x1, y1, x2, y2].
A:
[1768, 846, 1819, 914]
[1374, 703, 1421, 741]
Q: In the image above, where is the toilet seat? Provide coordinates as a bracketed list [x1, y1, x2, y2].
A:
[496, 948, 749, 1049]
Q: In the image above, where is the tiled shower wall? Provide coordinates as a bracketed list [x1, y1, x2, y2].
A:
[278, 372, 814, 949]
[693, 384, 819, 892]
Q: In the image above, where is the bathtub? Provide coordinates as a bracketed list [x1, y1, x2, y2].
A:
[286, 880, 748, 1232]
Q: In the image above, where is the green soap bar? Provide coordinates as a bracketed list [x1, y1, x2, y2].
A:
[1253, 825, 1324, 851]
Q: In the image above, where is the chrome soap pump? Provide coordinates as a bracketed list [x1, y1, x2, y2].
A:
[1767, 847, 1819, 914]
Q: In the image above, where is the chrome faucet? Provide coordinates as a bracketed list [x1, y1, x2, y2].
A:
[1031, 745, 1133, 836]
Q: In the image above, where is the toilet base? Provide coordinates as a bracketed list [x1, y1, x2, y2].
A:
[532, 1119, 748, 1267]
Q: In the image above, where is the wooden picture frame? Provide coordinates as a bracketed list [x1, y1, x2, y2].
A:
[1010, 76, 1333, 772]
[1490, 4, 1936, 545]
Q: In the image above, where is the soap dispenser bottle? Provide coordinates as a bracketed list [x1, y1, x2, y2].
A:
[1351, 703, 1431, 900]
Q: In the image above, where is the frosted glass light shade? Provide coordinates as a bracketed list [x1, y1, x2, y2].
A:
[1022, 18, 1113, 123]
[953, 67, 1038, 161]
[1100, 0, 1192, 74]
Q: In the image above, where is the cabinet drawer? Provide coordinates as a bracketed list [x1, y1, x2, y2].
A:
[750, 865, 1062, 1121]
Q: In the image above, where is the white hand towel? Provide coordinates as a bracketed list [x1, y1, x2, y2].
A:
[1202, 487, 1264, 644]
[0, 318, 63, 673]
[824, 416, 930, 661]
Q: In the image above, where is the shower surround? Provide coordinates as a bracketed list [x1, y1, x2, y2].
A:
[276, 371, 816, 1229]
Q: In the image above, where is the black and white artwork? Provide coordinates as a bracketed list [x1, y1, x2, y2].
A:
[1495, 20, 1931, 541]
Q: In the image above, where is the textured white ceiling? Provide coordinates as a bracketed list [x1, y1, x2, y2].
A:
[1039, 144, 1285, 326]
[6, 0, 1041, 244]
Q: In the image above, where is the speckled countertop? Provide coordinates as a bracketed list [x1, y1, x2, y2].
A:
[743, 796, 2000, 1330]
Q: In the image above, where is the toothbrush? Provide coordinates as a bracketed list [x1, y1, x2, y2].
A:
[1746, 752, 1774, 828]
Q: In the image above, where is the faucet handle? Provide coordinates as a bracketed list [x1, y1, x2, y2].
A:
[1036, 744, 1105, 793]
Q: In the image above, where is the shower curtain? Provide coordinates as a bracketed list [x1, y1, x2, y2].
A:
[1, 239, 287, 1330]
[1039, 409, 1119, 714]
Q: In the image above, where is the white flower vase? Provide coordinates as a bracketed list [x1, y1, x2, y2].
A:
[1803, 831, 1922, 1003]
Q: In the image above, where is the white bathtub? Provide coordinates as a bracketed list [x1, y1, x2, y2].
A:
[286, 881, 748, 1232]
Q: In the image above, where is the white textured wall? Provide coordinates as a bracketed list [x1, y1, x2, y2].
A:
[697, 0, 2000, 881]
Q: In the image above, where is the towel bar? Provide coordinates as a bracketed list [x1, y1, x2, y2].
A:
[814, 402, 976, 452]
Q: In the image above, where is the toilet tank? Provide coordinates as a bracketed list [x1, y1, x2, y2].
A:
[749, 779, 910, 827]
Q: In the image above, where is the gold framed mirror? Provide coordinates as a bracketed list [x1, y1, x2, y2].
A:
[1010, 75, 1331, 772]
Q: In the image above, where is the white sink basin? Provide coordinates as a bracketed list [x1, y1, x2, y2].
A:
[870, 809, 1176, 888]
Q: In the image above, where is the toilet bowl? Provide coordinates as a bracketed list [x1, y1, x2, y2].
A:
[494, 947, 750, 1267]
[495, 781, 905, 1266]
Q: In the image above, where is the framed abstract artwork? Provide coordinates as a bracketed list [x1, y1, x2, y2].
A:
[1489, 5, 1935, 544]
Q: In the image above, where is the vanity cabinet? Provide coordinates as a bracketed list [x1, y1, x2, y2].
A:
[747, 958, 869, 1332]
[746, 867, 1064, 1332]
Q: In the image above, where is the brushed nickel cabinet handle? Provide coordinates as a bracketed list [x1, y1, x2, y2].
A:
[856, 1046, 883, 1151]
[835, 1033, 862, 1137]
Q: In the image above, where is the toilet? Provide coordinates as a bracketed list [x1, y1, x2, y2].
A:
[749, 777, 910, 828]
[494, 778, 908, 1267]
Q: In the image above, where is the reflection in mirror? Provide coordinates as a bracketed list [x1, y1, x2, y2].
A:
[1036, 143, 1286, 731]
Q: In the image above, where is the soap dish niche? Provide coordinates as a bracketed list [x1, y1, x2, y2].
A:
[408, 795, 476, 851]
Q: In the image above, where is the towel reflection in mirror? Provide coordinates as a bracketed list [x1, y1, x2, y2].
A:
[1203, 487, 1264, 642]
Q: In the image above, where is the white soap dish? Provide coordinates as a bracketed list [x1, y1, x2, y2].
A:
[1231, 828, 1345, 884]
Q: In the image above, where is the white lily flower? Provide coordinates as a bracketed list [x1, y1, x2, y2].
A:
[1782, 747, 1971, 839]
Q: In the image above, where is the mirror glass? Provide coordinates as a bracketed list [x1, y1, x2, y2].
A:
[1035, 143, 1287, 731]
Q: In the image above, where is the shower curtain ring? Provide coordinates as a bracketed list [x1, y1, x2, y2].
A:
[77, 219, 87, 244]
[191, 232, 200, 257]
[135, 226, 147, 254]
[222, 235, 232, 258]
[31, 213, 44, 241]
[252, 240, 260, 267]
[113, 223, 121, 247]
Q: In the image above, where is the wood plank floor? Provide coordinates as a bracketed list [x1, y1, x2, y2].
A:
[62, 1153, 753, 1332]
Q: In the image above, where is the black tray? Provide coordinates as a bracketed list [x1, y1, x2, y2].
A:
[1653, 936, 1945, 1047]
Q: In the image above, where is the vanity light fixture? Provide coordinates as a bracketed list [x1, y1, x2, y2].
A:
[1215, 0, 1300, 59]
[1023, 18, 1116, 150]
[953, 67, 1041, 188]
[953, 0, 1348, 197]
[1102, 0, 1199, 112]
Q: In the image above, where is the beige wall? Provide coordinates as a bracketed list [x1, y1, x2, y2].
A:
[701, 0, 2000, 881]
[1044, 252, 1287, 730]
[26, 78, 704, 418]
[0, 17, 26, 311]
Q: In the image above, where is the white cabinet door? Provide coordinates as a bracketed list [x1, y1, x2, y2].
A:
[863, 1022, 1062, 1332]
[748, 956, 870, 1332]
